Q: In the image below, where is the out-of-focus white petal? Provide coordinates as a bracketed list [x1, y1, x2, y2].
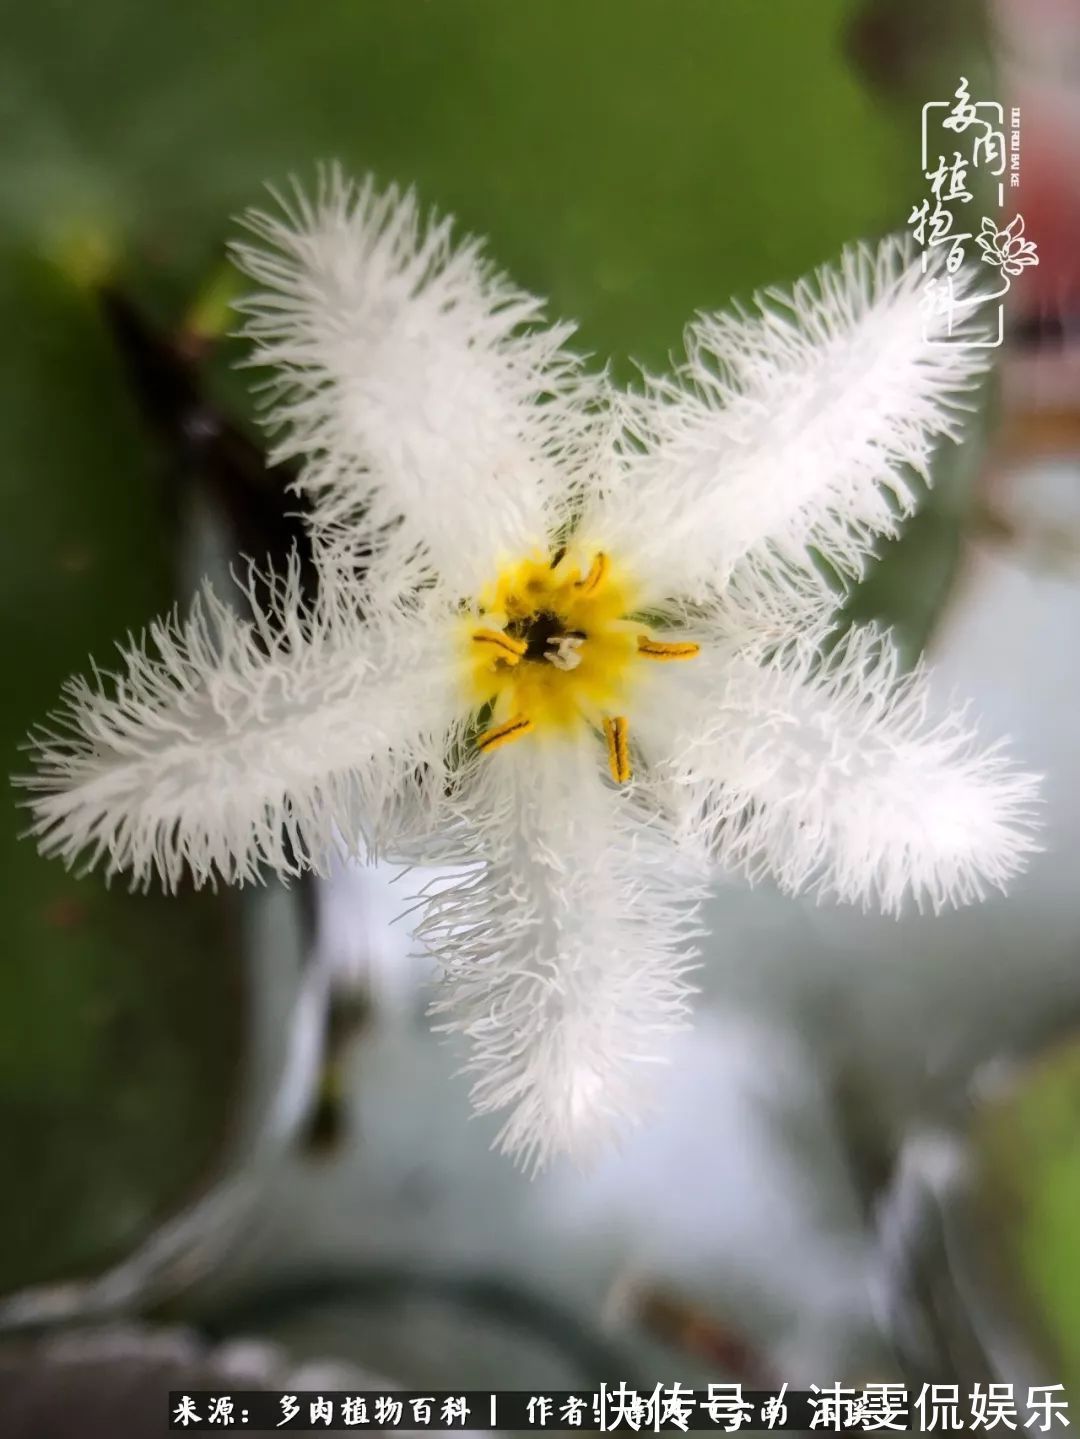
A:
[640, 626, 1040, 916]
[20, 558, 461, 891]
[232, 167, 598, 595]
[413, 739, 704, 1171]
[586, 240, 989, 608]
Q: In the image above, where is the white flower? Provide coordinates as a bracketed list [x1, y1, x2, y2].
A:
[21, 169, 1040, 1170]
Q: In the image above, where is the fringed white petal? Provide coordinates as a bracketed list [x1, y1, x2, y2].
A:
[644, 626, 1041, 916]
[232, 167, 598, 595]
[413, 740, 704, 1171]
[20, 559, 461, 891]
[587, 240, 990, 607]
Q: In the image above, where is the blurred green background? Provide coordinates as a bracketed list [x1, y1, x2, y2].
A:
[5, 0, 1078, 1404]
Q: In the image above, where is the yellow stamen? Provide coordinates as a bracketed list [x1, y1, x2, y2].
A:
[476, 712, 534, 754]
[604, 715, 631, 784]
[576, 551, 608, 596]
[472, 627, 527, 665]
[636, 636, 701, 661]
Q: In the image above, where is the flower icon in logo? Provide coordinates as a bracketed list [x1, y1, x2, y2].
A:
[976, 214, 1039, 278]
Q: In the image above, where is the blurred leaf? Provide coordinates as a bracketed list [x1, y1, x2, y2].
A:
[0, 0, 909, 361]
[0, 252, 242, 1293]
[974, 1041, 1080, 1400]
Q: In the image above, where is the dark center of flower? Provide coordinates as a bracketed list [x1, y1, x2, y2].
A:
[507, 609, 579, 661]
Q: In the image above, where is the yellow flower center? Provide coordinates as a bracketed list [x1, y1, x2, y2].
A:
[462, 548, 699, 783]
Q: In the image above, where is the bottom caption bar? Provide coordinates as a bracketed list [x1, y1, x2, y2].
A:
[170, 1384, 1071, 1432]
